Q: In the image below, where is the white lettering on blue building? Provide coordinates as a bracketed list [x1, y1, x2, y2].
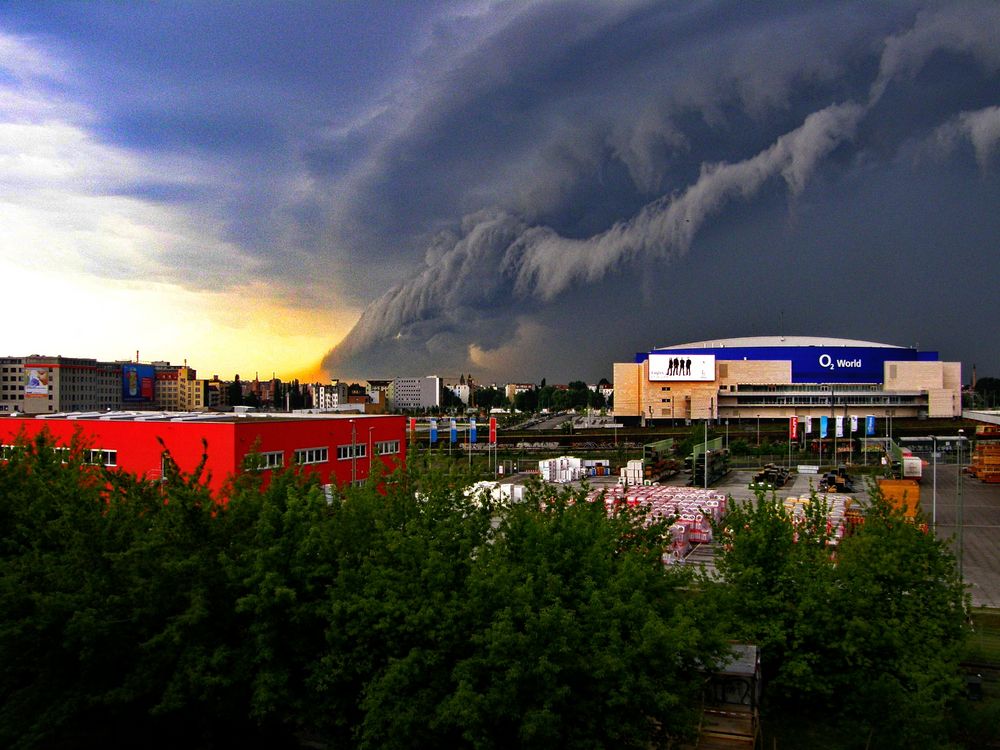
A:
[818, 354, 863, 370]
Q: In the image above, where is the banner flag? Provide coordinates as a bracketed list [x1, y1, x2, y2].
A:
[850, 416, 858, 433]
[835, 416, 844, 438]
[866, 415, 876, 436]
[789, 416, 798, 440]
[470, 417, 477, 443]
[429, 419, 438, 444]
[820, 416, 828, 438]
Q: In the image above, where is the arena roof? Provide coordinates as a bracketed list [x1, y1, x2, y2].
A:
[654, 336, 906, 350]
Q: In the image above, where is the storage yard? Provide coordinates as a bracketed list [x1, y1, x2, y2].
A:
[529, 459, 1000, 608]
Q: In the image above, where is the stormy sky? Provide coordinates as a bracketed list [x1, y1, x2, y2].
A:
[3, 2, 998, 382]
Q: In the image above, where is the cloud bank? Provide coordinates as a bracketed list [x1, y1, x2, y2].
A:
[322, 1, 1000, 380]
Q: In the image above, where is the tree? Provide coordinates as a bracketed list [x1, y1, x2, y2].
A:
[228, 375, 244, 406]
[588, 389, 606, 409]
[550, 388, 572, 411]
[712, 487, 968, 748]
[566, 381, 589, 410]
[438, 485, 726, 749]
[474, 386, 509, 411]
[0, 433, 728, 749]
[514, 388, 538, 413]
[0, 431, 272, 747]
[974, 376, 1000, 407]
[536, 385, 556, 410]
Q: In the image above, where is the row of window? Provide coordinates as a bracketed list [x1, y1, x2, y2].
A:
[296, 447, 329, 465]
[337, 443, 367, 460]
[0, 445, 116, 466]
[252, 441, 401, 470]
[376, 440, 401, 456]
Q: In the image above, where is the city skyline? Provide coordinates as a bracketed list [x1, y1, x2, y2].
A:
[2, 3, 999, 383]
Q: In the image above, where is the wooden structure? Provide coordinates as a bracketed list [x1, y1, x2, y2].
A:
[688, 643, 760, 749]
[969, 443, 1000, 483]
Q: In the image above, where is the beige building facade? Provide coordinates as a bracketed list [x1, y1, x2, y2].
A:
[614, 337, 962, 424]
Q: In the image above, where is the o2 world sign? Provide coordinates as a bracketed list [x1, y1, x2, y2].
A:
[818, 353, 863, 371]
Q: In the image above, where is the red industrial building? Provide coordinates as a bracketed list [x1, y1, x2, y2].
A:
[0, 412, 407, 498]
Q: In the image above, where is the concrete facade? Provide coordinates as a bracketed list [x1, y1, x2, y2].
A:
[1, 355, 123, 415]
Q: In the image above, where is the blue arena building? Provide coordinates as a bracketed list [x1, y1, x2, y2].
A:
[614, 336, 961, 425]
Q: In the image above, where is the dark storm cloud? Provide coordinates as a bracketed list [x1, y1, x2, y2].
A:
[6, 1, 997, 380]
[323, 1, 1000, 380]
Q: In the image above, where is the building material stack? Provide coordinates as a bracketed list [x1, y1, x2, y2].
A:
[618, 459, 645, 486]
[782, 494, 853, 545]
[589, 485, 727, 555]
[969, 443, 1000, 483]
[692, 447, 730, 486]
[539, 456, 584, 483]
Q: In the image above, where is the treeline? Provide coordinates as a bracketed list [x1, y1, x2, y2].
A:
[0, 432, 974, 749]
[0, 433, 723, 749]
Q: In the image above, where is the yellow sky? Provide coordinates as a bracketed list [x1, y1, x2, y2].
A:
[0, 68, 357, 384]
[2, 267, 356, 383]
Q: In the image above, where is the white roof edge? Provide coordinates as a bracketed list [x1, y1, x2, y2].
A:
[655, 336, 907, 350]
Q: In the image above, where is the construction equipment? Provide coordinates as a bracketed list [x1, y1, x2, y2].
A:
[749, 463, 790, 490]
[643, 438, 682, 482]
[821, 465, 855, 493]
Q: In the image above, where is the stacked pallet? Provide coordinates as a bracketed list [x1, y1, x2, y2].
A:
[539, 456, 613, 483]
[969, 443, 1000, 483]
[588, 485, 728, 559]
[782, 494, 853, 545]
[619, 459, 646, 486]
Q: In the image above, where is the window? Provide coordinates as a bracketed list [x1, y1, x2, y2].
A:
[252, 451, 284, 470]
[1, 444, 25, 460]
[294, 447, 328, 465]
[337, 443, 366, 460]
[85, 449, 117, 467]
[375, 440, 400, 456]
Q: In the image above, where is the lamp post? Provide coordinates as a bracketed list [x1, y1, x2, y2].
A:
[704, 418, 709, 490]
[368, 426, 375, 480]
[350, 419, 356, 486]
[957, 428, 964, 580]
[931, 435, 937, 530]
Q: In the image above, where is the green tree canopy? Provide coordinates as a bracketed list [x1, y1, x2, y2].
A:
[712, 487, 968, 748]
[0, 432, 727, 749]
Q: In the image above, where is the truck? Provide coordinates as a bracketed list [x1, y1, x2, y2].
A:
[901, 455, 923, 482]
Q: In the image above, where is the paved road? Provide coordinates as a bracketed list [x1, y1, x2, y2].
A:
[930, 465, 1000, 609]
[585, 465, 1000, 608]
[710, 465, 1000, 608]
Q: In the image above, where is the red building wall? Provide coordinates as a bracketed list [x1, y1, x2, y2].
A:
[0, 414, 406, 498]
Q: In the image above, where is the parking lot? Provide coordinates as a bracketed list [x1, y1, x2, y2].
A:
[711, 465, 1000, 607]
[577, 464, 1000, 608]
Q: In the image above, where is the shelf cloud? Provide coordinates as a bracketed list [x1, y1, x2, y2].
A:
[322, 1, 1000, 380]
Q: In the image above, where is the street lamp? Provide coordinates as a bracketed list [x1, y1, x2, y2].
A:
[704, 418, 709, 490]
[957, 428, 964, 580]
[350, 419, 356, 486]
[931, 435, 937, 530]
